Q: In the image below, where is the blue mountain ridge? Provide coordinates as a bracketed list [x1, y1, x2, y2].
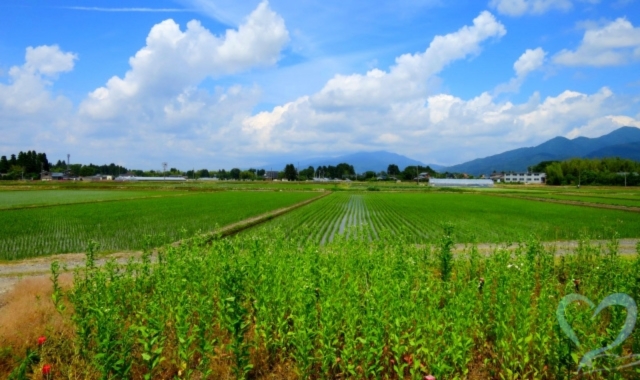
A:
[443, 126, 640, 175]
[258, 127, 640, 176]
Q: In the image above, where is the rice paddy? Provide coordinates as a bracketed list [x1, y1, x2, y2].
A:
[250, 192, 640, 244]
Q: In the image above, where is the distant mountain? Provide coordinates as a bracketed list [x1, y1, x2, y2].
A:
[260, 151, 441, 174]
[585, 142, 640, 162]
[444, 126, 640, 175]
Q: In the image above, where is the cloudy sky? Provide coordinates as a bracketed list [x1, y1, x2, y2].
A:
[1, 0, 639, 170]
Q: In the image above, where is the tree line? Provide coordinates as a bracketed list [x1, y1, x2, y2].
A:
[0, 151, 50, 180]
[533, 157, 640, 186]
[0, 151, 442, 182]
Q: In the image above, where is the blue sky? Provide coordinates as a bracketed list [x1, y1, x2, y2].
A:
[1, 0, 639, 170]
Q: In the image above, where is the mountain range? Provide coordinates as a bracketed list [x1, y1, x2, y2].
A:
[444, 126, 640, 175]
[260, 126, 640, 175]
[261, 151, 442, 173]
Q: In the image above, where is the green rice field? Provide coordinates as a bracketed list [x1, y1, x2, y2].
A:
[249, 192, 640, 244]
[0, 191, 318, 260]
[0, 190, 186, 210]
[504, 192, 640, 208]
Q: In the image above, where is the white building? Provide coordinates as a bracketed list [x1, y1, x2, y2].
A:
[503, 172, 546, 184]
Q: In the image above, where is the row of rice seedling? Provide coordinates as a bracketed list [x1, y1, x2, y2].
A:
[253, 192, 640, 244]
[0, 191, 318, 260]
[18, 228, 640, 379]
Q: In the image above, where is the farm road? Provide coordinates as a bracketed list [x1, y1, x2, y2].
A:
[1, 238, 637, 295]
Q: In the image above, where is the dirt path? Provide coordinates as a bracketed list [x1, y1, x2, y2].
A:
[2, 236, 636, 295]
[457, 238, 638, 256]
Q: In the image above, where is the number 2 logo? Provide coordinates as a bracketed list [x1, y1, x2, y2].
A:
[556, 293, 639, 373]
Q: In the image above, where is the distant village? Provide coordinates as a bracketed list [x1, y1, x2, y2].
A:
[1, 151, 551, 188]
[3, 149, 638, 187]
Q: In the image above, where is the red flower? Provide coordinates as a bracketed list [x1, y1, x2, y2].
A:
[37, 336, 47, 346]
[42, 364, 52, 376]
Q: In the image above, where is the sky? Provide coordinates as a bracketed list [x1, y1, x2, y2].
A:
[1, 0, 639, 170]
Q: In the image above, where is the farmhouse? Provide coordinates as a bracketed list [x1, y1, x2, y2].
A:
[41, 171, 67, 181]
[503, 172, 546, 184]
[264, 171, 279, 180]
[429, 178, 494, 188]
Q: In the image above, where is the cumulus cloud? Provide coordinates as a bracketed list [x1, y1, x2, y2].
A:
[0, 45, 75, 118]
[489, 0, 573, 16]
[514, 48, 546, 77]
[79, 1, 288, 120]
[0, 45, 77, 154]
[306, 11, 505, 110]
[554, 18, 640, 66]
[239, 10, 637, 166]
[495, 47, 546, 94]
[4, 5, 639, 170]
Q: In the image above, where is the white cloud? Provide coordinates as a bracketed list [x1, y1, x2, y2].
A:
[306, 11, 505, 110]
[514, 48, 546, 77]
[241, 21, 636, 166]
[489, 0, 573, 16]
[495, 47, 546, 94]
[0, 45, 75, 117]
[79, 1, 288, 120]
[0, 45, 76, 154]
[237, 12, 637, 165]
[22, 45, 77, 77]
[554, 18, 640, 66]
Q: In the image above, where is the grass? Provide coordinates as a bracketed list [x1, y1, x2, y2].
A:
[250, 192, 640, 244]
[0, 191, 318, 260]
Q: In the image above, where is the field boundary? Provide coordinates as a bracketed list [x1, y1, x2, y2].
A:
[488, 193, 640, 213]
[195, 191, 332, 242]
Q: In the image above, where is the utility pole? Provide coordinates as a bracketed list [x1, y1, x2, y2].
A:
[162, 162, 168, 180]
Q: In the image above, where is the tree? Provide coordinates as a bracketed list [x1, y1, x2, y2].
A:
[284, 164, 297, 181]
[257, 169, 265, 177]
[79, 166, 96, 177]
[230, 168, 241, 180]
[364, 171, 377, 180]
[387, 164, 400, 176]
[299, 166, 314, 180]
[240, 170, 255, 180]
[0, 156, 8, 173]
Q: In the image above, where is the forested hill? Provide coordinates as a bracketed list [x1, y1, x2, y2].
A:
[443, 126, 640, 175]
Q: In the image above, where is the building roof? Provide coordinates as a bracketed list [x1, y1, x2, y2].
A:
[429, 178, 494, 187]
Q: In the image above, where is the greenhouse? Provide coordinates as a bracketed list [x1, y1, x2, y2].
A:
[429, 178, 494, 188]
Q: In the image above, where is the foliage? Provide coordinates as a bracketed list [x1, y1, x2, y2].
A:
[400, 165, 436, 180]
[26, 228, 640, 379]
[284, 164, 297, 181]
[544, 158, 640, 186]
[387, 164, 400, 176]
